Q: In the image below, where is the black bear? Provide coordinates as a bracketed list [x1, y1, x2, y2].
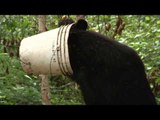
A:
[60, 19, 157, 105]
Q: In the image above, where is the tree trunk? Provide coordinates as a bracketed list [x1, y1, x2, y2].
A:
[76, 15, 86, 21]
[38, 15, 51, 105]
[38, 15, 47, 33]
[39, 74, 51, 105]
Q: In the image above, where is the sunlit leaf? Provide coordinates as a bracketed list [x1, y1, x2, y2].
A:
[24, 75, 32, 80]
[145, 16, 150, 21]
[157, 20, 160, 24]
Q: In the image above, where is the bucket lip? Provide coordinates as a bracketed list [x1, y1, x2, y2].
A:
[53, 23, 74, 76]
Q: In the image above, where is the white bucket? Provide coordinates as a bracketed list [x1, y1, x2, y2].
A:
[19, 24, 74, 76]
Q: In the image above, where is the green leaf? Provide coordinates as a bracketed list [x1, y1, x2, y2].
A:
[145, 16, 150, 21]
[157, 20, 160, 24]
[134, 34, 142, 38]
[156, 77, 160, 83]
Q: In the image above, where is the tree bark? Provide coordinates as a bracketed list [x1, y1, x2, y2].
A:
[38, 15, 51, 105]
[39, 74, 51, 105]
[76, 15, 86, 21]
[38, 15, 47, 33]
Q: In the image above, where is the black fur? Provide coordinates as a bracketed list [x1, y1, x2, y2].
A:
[67, 20, 156, 105]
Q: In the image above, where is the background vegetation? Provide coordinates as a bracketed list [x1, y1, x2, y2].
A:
[0, 15, 160, 105]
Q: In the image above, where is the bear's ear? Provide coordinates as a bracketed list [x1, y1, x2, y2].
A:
[74, 19, 88, 30]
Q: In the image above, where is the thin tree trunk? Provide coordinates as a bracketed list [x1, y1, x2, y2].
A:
[39, 74, 51, 105]
[38, 15, 51, 105]
[76, 15, 86, 21]
[39, 15, 47, 33]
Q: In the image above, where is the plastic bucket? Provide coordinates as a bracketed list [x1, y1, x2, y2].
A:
[19, 24, 74, 76]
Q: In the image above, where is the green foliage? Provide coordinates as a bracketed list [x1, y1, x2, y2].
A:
[0, 15, 160, 104]
[0, 15, 38, 40]
[116, 16, 160, 69]
[49, 76, 84, 105]
[0, 53, 41, 104]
